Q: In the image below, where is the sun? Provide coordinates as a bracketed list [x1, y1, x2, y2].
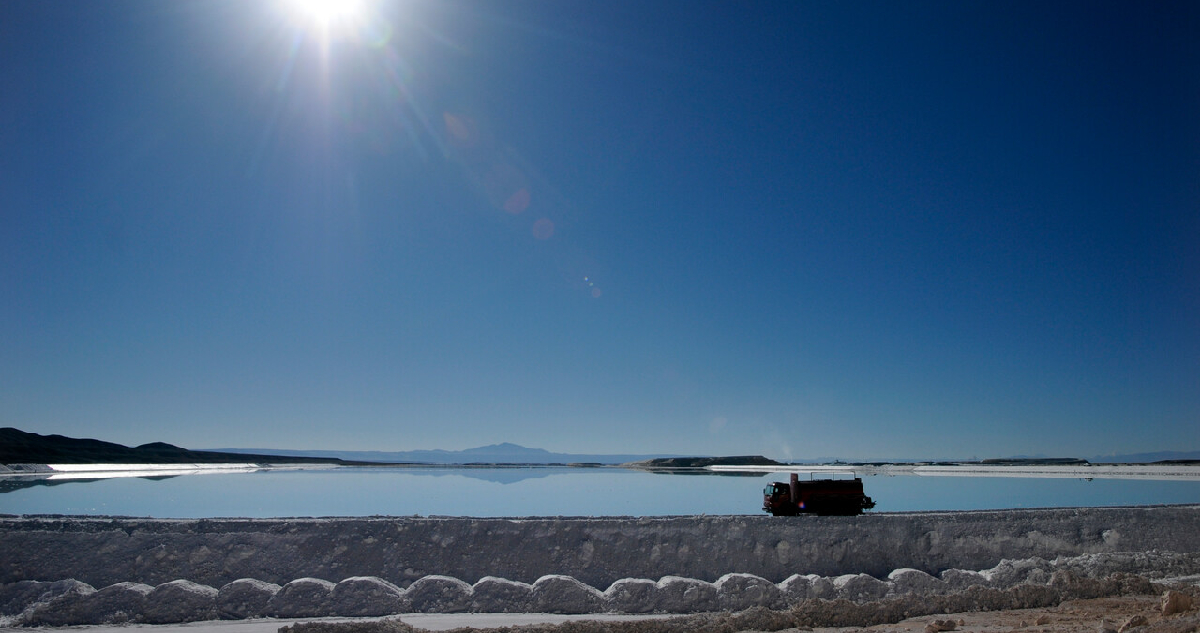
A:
[285, 0, 366, 30]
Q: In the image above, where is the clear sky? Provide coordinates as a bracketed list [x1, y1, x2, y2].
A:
[2, 0, 1198, 460]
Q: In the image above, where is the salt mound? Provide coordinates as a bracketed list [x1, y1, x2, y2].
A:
[4, 551, 1199, 625]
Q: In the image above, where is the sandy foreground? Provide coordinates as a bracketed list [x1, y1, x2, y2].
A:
[3, 592, 1196, 633]
[0, 613, 668, 633]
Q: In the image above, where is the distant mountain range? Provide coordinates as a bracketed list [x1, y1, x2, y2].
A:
[0, 428, 691, 465]
[207, 442, 693, 465]
[3, 427, 1197, 466]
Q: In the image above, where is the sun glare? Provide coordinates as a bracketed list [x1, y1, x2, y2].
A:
[287, 0, 365, 30]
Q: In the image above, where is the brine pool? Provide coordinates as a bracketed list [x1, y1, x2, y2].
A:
[2, 465, 1199, 518]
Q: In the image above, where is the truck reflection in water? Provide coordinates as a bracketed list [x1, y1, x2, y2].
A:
[763, 473, 876, 516]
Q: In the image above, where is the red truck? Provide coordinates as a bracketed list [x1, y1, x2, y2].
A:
[762, 473, 876, 516]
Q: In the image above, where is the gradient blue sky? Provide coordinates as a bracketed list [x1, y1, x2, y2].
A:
[2, 0, 1198, 460]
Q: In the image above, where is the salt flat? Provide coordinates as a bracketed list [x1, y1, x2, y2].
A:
[708, 463, 1200, 480]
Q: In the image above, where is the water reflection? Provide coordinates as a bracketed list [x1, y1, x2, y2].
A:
[0, 474, 189, 494]
[389, 466, 573, 484]
[0, 476, 90, 494]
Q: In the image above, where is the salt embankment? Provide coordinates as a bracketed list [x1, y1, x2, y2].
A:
[3, 507, 1198, 588]
[2, 507, 1199, 625]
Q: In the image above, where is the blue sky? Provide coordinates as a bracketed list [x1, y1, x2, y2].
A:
[2, 0, 1197, 460]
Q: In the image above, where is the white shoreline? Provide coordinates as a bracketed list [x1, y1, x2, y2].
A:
[0, 463, 340, 480]
[708, 463, 1200, 481]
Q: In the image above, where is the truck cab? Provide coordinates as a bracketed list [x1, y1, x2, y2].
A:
[762, 482, 794, 514]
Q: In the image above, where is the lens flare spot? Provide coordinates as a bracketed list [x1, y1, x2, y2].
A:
[532, 218, 555, 240]
[591, 287, 602, 298]
[504, 188, 531, 214]
[484, 163, 528, 213]
[444, 113, 473, 144]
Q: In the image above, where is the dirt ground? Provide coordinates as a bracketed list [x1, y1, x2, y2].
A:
[809, 595, 1199, 633]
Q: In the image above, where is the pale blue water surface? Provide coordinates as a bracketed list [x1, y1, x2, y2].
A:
[1, 467, 1198, 518]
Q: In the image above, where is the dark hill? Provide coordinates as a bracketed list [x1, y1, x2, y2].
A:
[0, 428, 351, 465]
